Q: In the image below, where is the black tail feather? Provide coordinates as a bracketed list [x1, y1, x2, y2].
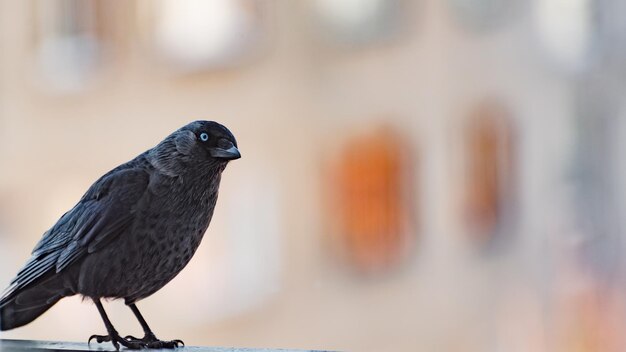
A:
[1, 296, 60, 330]
[0, 275, 68, 331]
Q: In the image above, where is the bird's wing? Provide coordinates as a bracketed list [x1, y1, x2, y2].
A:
[0, 167, 150, 304]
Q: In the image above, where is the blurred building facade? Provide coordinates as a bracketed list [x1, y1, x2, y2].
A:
[1, 1, 626, 351]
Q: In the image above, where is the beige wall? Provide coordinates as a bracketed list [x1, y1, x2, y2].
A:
[0, 1, 617, 351]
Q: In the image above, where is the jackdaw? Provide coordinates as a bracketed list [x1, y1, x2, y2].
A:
[0, 120, 240, 350]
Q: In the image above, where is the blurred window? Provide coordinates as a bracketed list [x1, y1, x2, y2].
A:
[310, 0, 402, 46]
[533, 0, 595, 72]
[327, 126, 415, 274]
[34, 0, 105, 92]
[139, 0, 266, 71]
[448, 0, 522, 32]
[463, 102, 516, 245]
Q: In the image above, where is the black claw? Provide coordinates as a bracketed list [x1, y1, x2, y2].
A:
[89, 332, 146, 350]
[88, 334, 111, 345]
[107, 333, 184, 349]
[145, 339, 184, 349]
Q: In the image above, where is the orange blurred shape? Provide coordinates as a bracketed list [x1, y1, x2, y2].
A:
[463, 102, 516, 244]
[328, 126, 414, 274]
[555, 285, 626, 352]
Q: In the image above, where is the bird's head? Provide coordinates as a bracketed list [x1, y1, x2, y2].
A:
[182, 120, 241, 161]
[150, 120, 240, 176]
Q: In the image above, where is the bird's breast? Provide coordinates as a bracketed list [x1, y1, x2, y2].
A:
[77, 172, 223, 300]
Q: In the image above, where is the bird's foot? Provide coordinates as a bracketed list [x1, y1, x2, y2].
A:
[88, 330, 146, 350]
[124, 332, 184, 349]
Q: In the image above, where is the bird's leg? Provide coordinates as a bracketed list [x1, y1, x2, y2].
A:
[123, 303, 184, 349]
[89, 298, 144, 350]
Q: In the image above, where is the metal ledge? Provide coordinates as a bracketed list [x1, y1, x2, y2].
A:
[0, 339, 329, 352]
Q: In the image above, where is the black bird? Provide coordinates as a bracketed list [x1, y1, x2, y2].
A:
[0, 121, 240, 350]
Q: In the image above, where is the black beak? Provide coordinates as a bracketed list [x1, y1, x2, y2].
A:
[210, 145, 241, 160]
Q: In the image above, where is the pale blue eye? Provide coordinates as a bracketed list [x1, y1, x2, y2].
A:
[200, 133, 209, 142]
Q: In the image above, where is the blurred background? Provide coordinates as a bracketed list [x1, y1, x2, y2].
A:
[2, 0, 626, 351]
